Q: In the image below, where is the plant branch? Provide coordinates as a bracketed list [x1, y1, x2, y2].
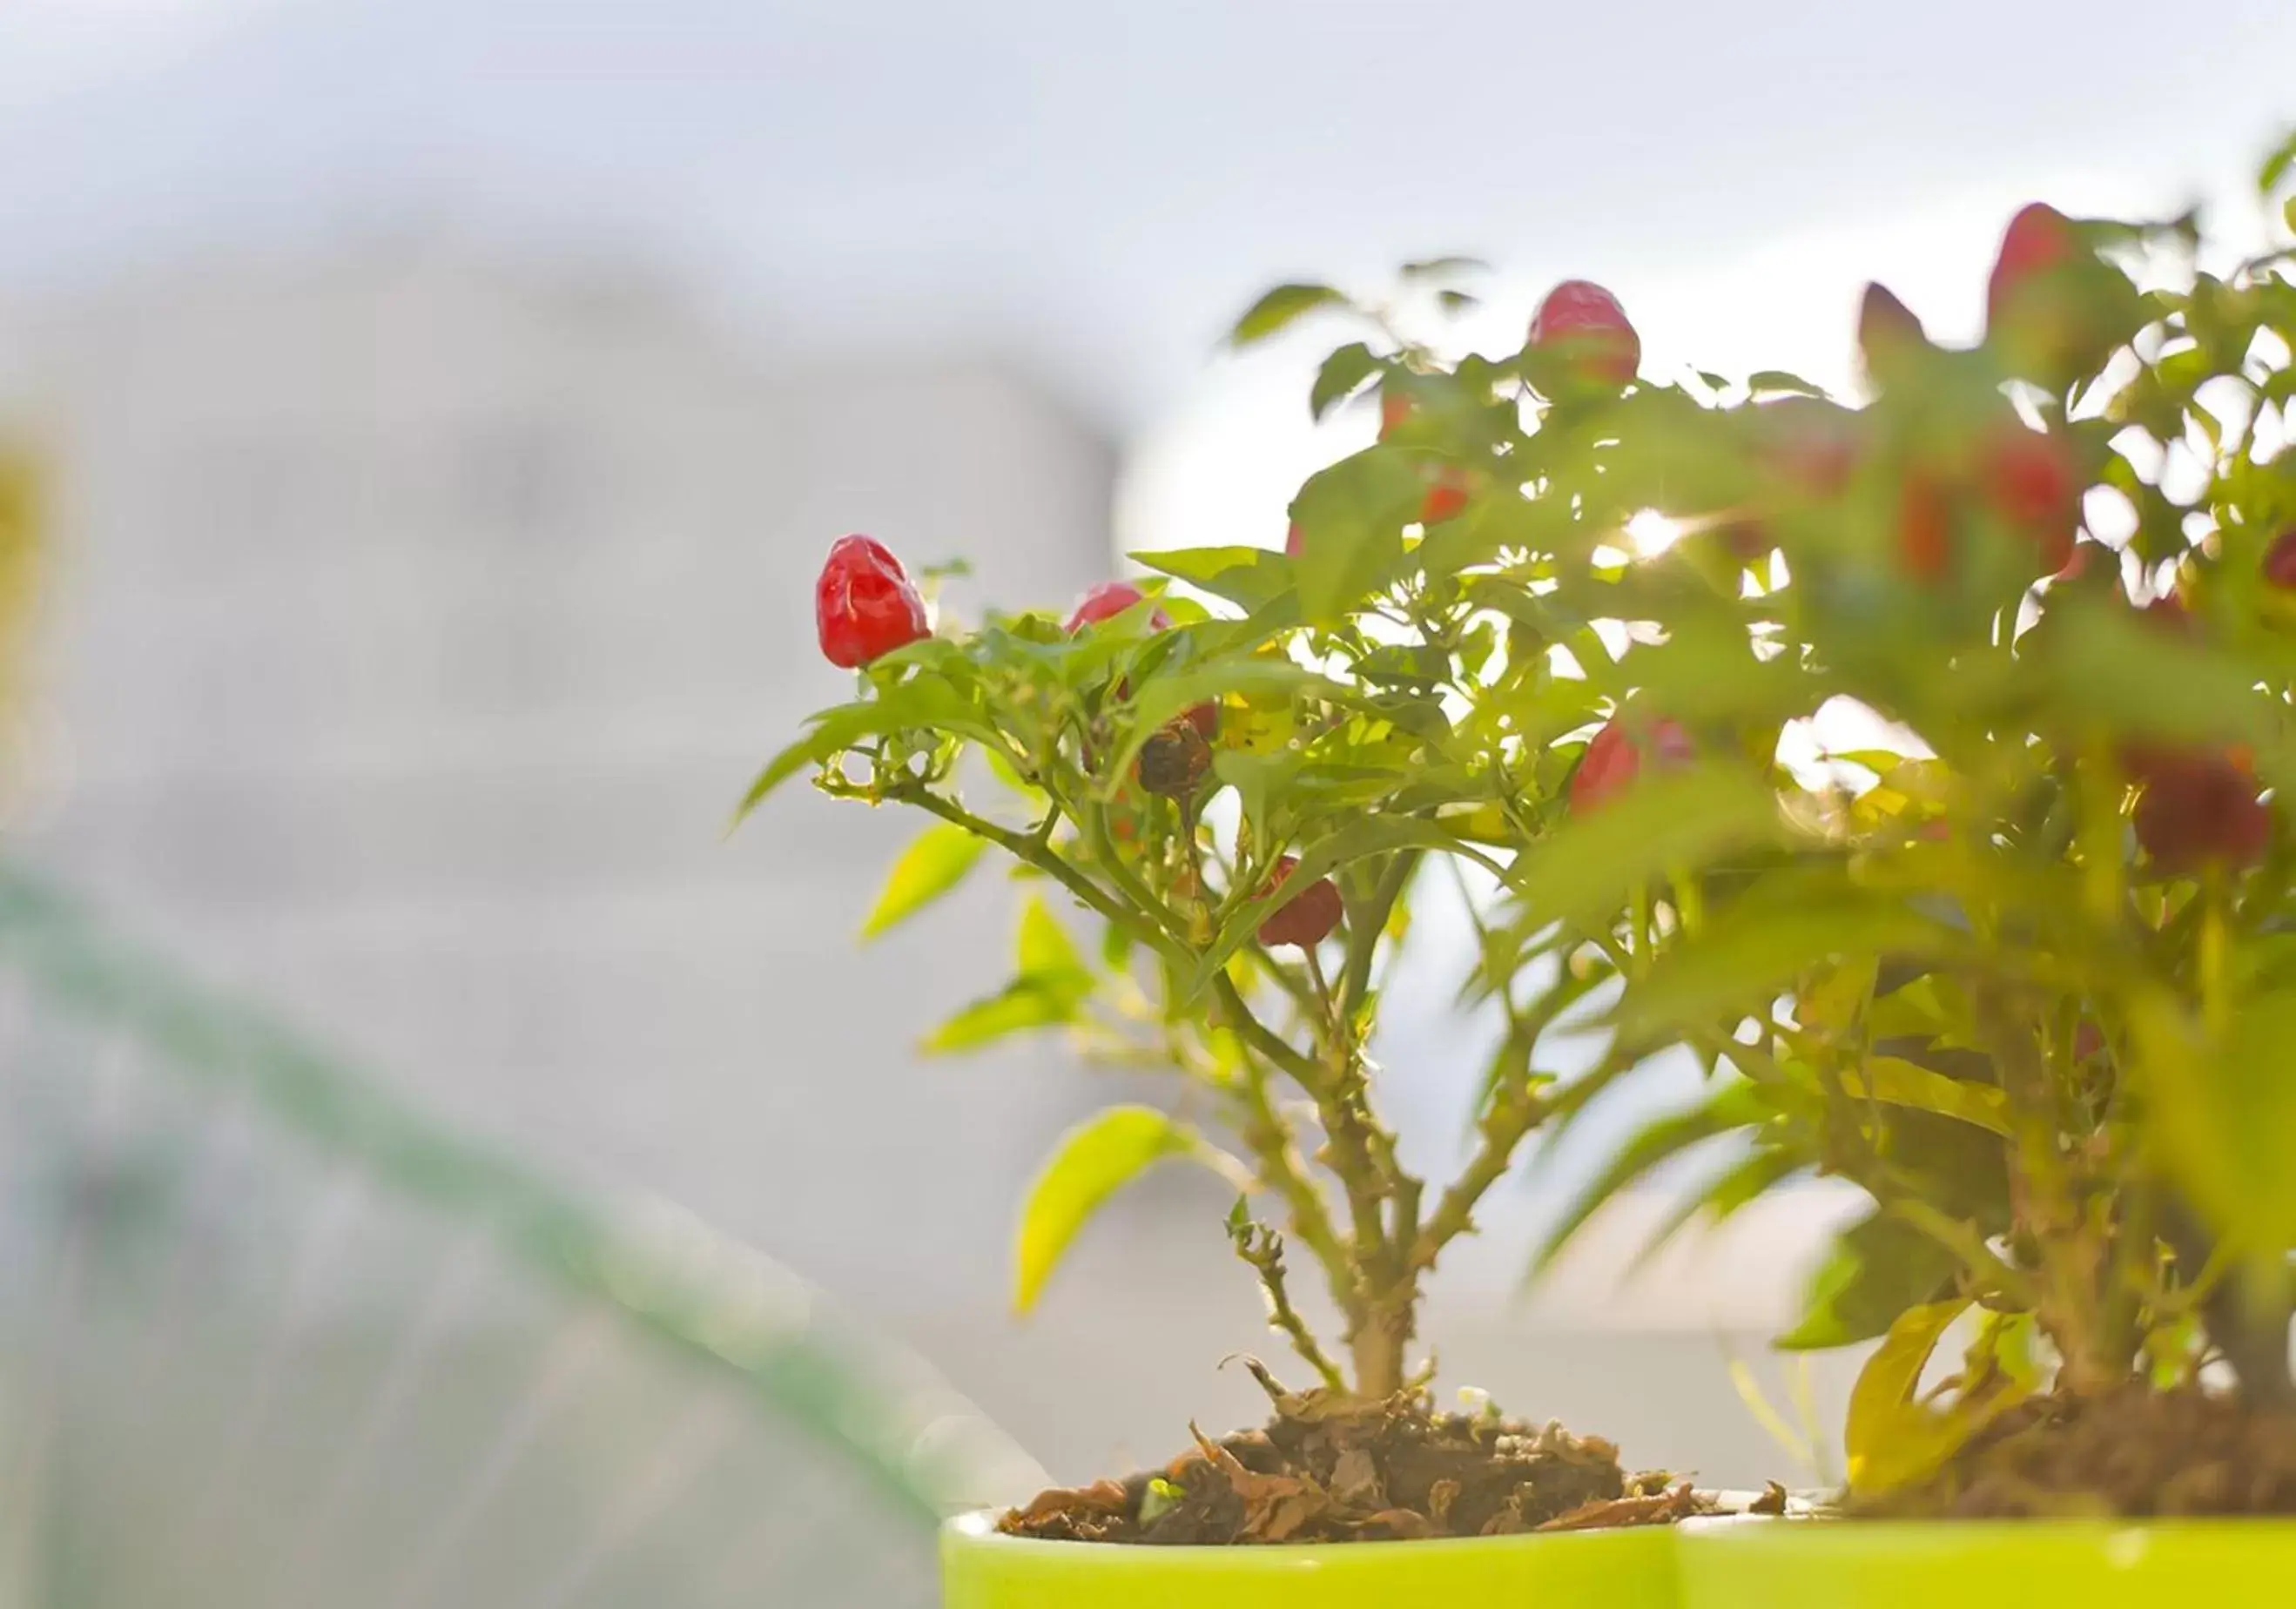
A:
[1215, 970, 1393, 1324]
[1231, 1054, 1356, 1323]
[1337, 849, 1422, 1023]
[1229, 1218, 1347, 1390]
[895, 786, 1189, 964]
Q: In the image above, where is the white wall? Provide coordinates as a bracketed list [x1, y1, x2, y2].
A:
[17, 239, 1123, 1306]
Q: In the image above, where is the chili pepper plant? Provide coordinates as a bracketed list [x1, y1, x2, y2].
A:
[741, 268, 1768, 1542]
[1529, 131, 2296, 1518]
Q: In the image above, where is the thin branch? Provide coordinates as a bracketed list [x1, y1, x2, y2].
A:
[1230, 1218, 1347, 1390]
[1214, 972, 1391, 1280]
[894, 786, 1189, 965]
[1232, 1054, 1356, 1323]
[1337, 848, 1423, 1023]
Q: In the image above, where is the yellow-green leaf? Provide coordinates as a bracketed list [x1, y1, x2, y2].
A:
[1229, 283, 1348, 347]
[1512, 764, 1783, 938]
[1845, 1056, 2010, 1137]
[859, 823, 987, 940]
[1016, 894, 1086, 978]
[1841, 1297, 2033, 1498]
[1013, 1107, 1196, 1313]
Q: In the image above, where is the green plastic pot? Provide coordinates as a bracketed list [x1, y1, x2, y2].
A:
[1678, 1514, 2296, 1606]
[942, 1510, 1680, 1607]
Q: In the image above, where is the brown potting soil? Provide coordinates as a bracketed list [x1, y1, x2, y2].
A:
[997, 1381, 1714, 1545]
[1860, 1385, 2296, 1519]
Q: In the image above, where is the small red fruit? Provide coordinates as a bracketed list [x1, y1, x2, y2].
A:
[1420, 467, 1472, 524]
[816, 535, 930, 668]
[1379, 387, 1415, 440]
[1569, 715, 1695, 814]
[1980, 427, 2082, 573]
[1066, 580, 1172, 635]
[1896, 475, 1954, 582]
[1528, 279, 1640, 387]
[1256, 855, 1343, 949]
[1068, 580, 1215, 739]
[2263, 528, 2296, 589]
[1987, 203, 2079, 335]
[2134, 751, 2271, 874]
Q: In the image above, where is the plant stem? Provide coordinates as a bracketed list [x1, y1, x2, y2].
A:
[1231, 1222, 1346, 1390]
[1232, 1055, 1356, 1328]
[1338, 849, 1421, 1022]
[895, 787, 1189, 966]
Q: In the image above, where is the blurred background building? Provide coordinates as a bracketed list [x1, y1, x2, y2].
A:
[0, 0, 2293, 1526]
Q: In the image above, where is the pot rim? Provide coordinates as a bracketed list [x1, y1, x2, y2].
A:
[943, 1506, 1680, 1560]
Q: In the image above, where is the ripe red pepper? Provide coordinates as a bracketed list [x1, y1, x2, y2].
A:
[1379, 386, 1416, 440]
[1569, 715, 1694, 815]
[1420, 466, 1472, 525]
[1528, 280, 1640, 387]
[1067, 581, 1216, 740]
[816, 535, 929, 668]
[1895, 474, 1954, 582]
[1980, 427, 2081, 574]
[2134, 751, 2271, 874]
[1256, 855, 1344, 949]
[1065, 580, 1172, 635]
[1986, 203, 2079, 336]
[2264, 528, 2296, 589]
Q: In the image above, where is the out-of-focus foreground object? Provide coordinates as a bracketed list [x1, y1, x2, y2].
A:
[0, 865, 1042, 1608]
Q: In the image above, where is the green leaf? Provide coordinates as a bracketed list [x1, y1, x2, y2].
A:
[2037, 598, 2295, 788]
[1843, 1298, 1983, 1495]
[1747, 369, 1827, 397]
[1310, 342, 1383, 421]
[1013, 1107, 1196, 1312]
[1627, 1147, 1805, 1275]
[1286, 447, 1426, 623]
[1399, 255, 1489, 281]
[1016, 894, 1086, 978]
[858, 822, 988, 940]
[1229, 283, 1348, 347]
[1844, 1055, 2009, 1137]
[922, 895, 1094, 1054]
[1510, 764, 1784, 937]
[1532, 1079, 1774, 1275]
[1436, 289, 1480, 315]
[1777, 1210, 1964, 1350]
[2260, 127, 2296, 196]
[1131, 545, 1293, 613]
[732, 675, 1000, 825]
[921, 977, 1082, 1054]
[1617, 889, 1966, 1040]
[733, 704, 883, 822]
[2134, 984, 2296, 1258]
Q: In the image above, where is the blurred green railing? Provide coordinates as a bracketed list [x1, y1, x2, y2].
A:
[0, 865, 1038, 1607]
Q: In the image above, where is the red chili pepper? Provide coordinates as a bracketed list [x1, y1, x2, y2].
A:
[1569, 715, 1694, 815]
[816, 535, 929, 668]
[2264, 528, 2296, 589]
[1067, 582, 1215, 740]
[1256, 855, 1343, 949]
[1528, 279, 1640, 387]
[2134, 751, 2271, 874]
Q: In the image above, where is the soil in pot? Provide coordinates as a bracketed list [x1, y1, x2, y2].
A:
[1860, 1385, 2296, 1519]
[999, 1373, 1716, 1545]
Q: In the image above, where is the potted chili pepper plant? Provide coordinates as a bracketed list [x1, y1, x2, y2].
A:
[741, 270, 1784, 1606]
